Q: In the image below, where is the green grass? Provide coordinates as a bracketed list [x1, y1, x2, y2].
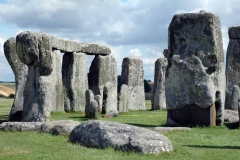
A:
[0, 99, 240, 160]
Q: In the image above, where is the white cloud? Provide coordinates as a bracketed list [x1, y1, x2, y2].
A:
[129, 48, 142, 57]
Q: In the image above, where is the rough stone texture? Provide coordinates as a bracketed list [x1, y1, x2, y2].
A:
[51, 36, 111, 55]
[3, 37, 28, 121]
[88, 100, 98, 119]
[62, 52, 88, 112]
[226, 27, 240, 110]
[0, 122, 43, 131]
[102, 82, 115, 114]
[69, 120, 173, 154]
[224, 109, 239, 123]
[230, 85, 240, 111]
[151, 57, 168, 110]
[40, 120, 80, 135]
[166, 11, 225, 126]
[94, 95, 102, 112]
[50, 50, 64, 111]
[88, 55, 117, 112]
[153, 127, 191, 134]
[228, 26, 240, 39]
[85, 90, 94, 117]
[104, 110, 119, 118]
[121, 57, 145, 110]
[118, 84, 129, 112]
[0, 120, 80, 135]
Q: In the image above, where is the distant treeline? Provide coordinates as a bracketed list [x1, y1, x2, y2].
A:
[0, 81, 15, 83]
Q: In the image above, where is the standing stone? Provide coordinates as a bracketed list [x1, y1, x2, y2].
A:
[151, 57, 168, 110]
[16, 32, 54, 122]
[62, 52, 88, 112]
[102, 82, 116, 114]
[89, 100, 98, 119]
[4, 37, 28, 121]
[118, 84, 129, 112]
[88, 55, 117, 112]
[166, 11, 225, 126]
[230, 85, 240, 111]
[238, 100, 240, 128]
[226, 26, 240, 110]
[94, 95, 102, 112]
[121, 57, 145, 110]
[51, 50, 64, 111]
[85, 90, 94, 117]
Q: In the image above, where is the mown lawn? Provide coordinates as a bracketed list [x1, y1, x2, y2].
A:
[0, 99, 240, 160]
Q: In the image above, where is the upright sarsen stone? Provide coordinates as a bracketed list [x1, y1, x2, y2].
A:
[121, 57, 145, 110]
[166, 11, 225, 126]
[62, 52, 88, 112]
[151, 57, 168, 110]
[118, 84, 129, 112]
[88, 55, 117, 113]
[4, 37, 28, 121]
[226, 26, 240, 110]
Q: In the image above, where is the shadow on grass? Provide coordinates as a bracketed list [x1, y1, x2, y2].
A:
[126, 123, 166, 128]
[224, 122, 239, 129]
[0, 115, 9, 124]
[68, 116, 89, 121]
[184, 145, 240, 150]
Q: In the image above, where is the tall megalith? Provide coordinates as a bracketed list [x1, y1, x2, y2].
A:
[121, 57, 145, 110]
[166, 11, 225, 126]
[151, 57, 168, 110]
[4, 37, 28, 121]
[62, 52, 88, 112]
[88, 55, 117, 113]
[226, 26, 240, 110]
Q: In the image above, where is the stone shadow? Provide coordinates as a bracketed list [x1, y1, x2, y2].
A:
[184, 145, 240, 150]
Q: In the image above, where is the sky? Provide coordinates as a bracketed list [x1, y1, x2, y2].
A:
[0, 0, 240, 81]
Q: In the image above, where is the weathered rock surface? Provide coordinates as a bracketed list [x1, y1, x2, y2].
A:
[88, 100, 98, 119]
[62, 52, 88, 112]
[226, 26, 240, 110]
[85, 90, 94, 117]
[152, 57, 168, 110]
[104, 110, 119, 118]
[0, 120, 80, 135]
[94, 95, 102, 112]
[4, 37, 28, 121]
[69, 120, 173, 154]
[102, 82, 115, 114]
[118, 84, 129, 112]
[40, 120, 80, 135]
[153, 127, 192, 134]
[121, 57, 145, 110]
[224, 109, 239, 123]
[166, 11, 225, 126]
[88, 55, 117, 112]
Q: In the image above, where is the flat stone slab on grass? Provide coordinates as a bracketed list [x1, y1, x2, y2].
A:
[0, 120, 80, 135]
[153, 127, 192, 134]
[69, 120, 173, 154]
[224, 109, 239, 123]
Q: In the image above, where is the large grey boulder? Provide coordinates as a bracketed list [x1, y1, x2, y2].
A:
[69, 120, 173, 154]
[62, 52, 88, 112]
[88, 55, 117, 113]
[152, 57, 168, 110]
[226, 26, 240, 110]
[121, 57, 145, 110]
[224, 109, 239, 123]
[166, 11, 225, 126]
[118, 84, 129, 112]
[3, 37, 28, 121]
[0, 120, 80, 135]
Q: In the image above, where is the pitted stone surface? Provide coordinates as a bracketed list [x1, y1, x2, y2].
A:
[118, 84, 129, 112]
[121, 57, 145, 110]
[62, 52, 88, 112]
[94, 95, 102, 112]
[88, 55, 117, 112]
[85, 90, 94, 117]
[224, 109, 239, 123]
[88, 100, 98, 119]
[166, 11, 225, 126]
[4, 37, 28, 121]
[226, 27, 240, 110]
[69, 120, 173, 154]
[0, 120, 80, 135]
[152, 57, 168, 110]
[228, 26, 240, 39]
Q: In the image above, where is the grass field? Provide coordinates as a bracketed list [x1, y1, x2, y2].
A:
[0, 99, 240, 160]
